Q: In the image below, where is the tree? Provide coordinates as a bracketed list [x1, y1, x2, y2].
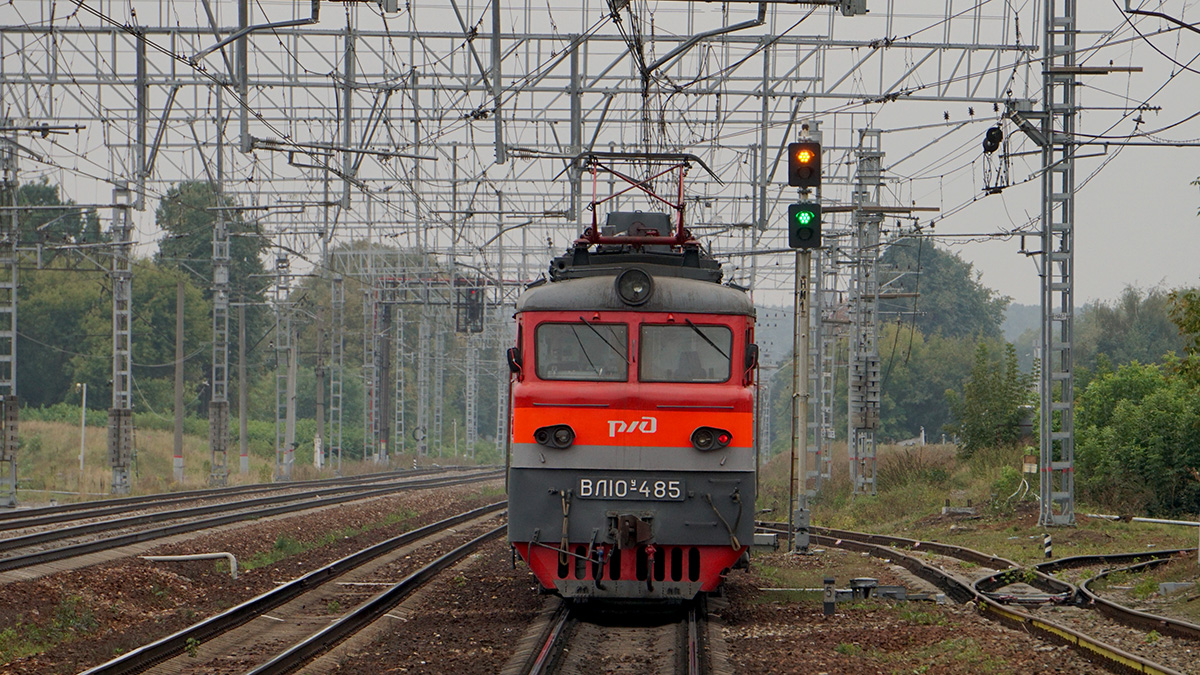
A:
[16, 258, 210, 410]
[877, 324, 982, 441]
[1167, 287, 1200, 384]
[15, 262, 108, 407]
[11, 178, 105, 245]
[880, 239, 1010, 340]
[155, 181, 269, 305]
[1073, 286, 1185, 383]
[1170, 287, 1200, 348]
[944, 342, 1034, 457]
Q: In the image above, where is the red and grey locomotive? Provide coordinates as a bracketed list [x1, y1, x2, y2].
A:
[506, 156, 757, 601]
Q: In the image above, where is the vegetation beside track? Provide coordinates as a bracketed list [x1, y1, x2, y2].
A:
[9, 418, 491, 504]
[757, 442, 1198, 566]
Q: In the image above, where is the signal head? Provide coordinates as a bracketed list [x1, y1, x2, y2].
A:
[982, 126, 1003, 154]
[787, 141, 822, 188]
[788, 202, 822, 249]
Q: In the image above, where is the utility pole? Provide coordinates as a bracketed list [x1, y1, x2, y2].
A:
[786, 128, 822, 552]
[237, 0, 250, 153]
[285, 325, 297, 472]
[379, 303, 392, 463]
[790, 249, 811, 552]
[364, 276, 379, 461]
[816, 237, 840, 487]
[238, 304, 248, 474]
[315, 307, 325, 469]
[491, 0, 505, 163]
[173, 281, 185, 483]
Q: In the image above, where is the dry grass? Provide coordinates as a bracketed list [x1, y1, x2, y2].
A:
[12, 420, 470, 506]
[15, 420, 280, 503]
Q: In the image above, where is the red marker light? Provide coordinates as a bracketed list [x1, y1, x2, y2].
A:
[718, 433, 732, 445]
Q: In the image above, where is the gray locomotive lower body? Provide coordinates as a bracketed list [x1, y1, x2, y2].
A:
[508, 465, 754, 599]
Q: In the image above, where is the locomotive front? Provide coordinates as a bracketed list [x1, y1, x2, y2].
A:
[506, 213, 757, 601]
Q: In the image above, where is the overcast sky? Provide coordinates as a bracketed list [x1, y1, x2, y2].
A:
[956, 144, 1199, 307]
[936, 4, 1200, 306]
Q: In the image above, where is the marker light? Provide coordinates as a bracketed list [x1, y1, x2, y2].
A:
[691, 426, 733, 452]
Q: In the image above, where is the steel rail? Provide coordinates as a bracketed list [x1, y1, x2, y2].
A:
[245, 524, 508, 675]
[0, 472, 502, 573]
[77, 503, 507, 675]
[0, 467, 472, 530]
[685, 601, 704, 675]
[1035, 549, 1194, 575]
[0, 470, 499, 553]
[807, 523, 1018, 569]
[1078, 557, 1200, 641]
[760, 521, 1075, 599]
[806, 532, 1182, 675]
[786, 523, 1200, 641]
[972, 568, 1075, 605]
[523, 600, 575, 675]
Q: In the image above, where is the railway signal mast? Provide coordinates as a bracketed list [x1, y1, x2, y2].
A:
[787, 130, 822, 552]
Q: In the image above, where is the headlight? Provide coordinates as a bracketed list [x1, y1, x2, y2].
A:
[534, 424, 576, 449]
[615, 268, 653, 306]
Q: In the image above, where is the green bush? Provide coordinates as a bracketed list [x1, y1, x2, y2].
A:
[1076, 359, 1200, 515]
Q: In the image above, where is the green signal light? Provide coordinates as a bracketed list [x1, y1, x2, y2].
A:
[788, 202, 821, 249]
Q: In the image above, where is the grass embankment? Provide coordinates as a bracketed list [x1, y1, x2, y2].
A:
[757, 442, 1200, 565]
[751, 441, 1200, 638]
[11, 419, 485, 505]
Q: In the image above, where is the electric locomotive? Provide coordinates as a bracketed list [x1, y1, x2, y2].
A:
[506, 200, 757, 601]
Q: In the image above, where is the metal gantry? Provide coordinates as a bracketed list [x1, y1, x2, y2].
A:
[362, 276, 379, 463]
[274, 254, 295, 480]
[329, 275, 345, 473]
[0, 1, 1098, 496]
[813, 241, 839, 488]
[1038, 0, 1079, 527]
[392, 308, 407, 459]
[465, 335, 479, 457]
[0, 141, 17, 507]
[848, 130, 883, 497]
[108, 183, 135, 494]
[209, 193, 231, 487]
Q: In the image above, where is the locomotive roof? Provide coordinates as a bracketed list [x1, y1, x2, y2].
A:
[515, 273, 755, 316]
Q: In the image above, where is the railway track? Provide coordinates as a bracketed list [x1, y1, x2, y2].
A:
[514, 598, 707, 675]
[1036, 549, 1200, 640]
[78, 502, 507, 675]
[759, 521, 1194, 675]
[0, 466, 474, 531]
[0, 468, 503, 576]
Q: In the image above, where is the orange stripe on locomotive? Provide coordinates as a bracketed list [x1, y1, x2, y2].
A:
[511, 407, 752, 449]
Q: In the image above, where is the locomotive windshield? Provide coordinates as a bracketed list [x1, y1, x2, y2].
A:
[535, 321, 629, 381]
[639, 324, 732, 383]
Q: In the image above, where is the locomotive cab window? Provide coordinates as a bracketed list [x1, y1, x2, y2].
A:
[535, 321, 628, 381]
[639, 323, 732, 383]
